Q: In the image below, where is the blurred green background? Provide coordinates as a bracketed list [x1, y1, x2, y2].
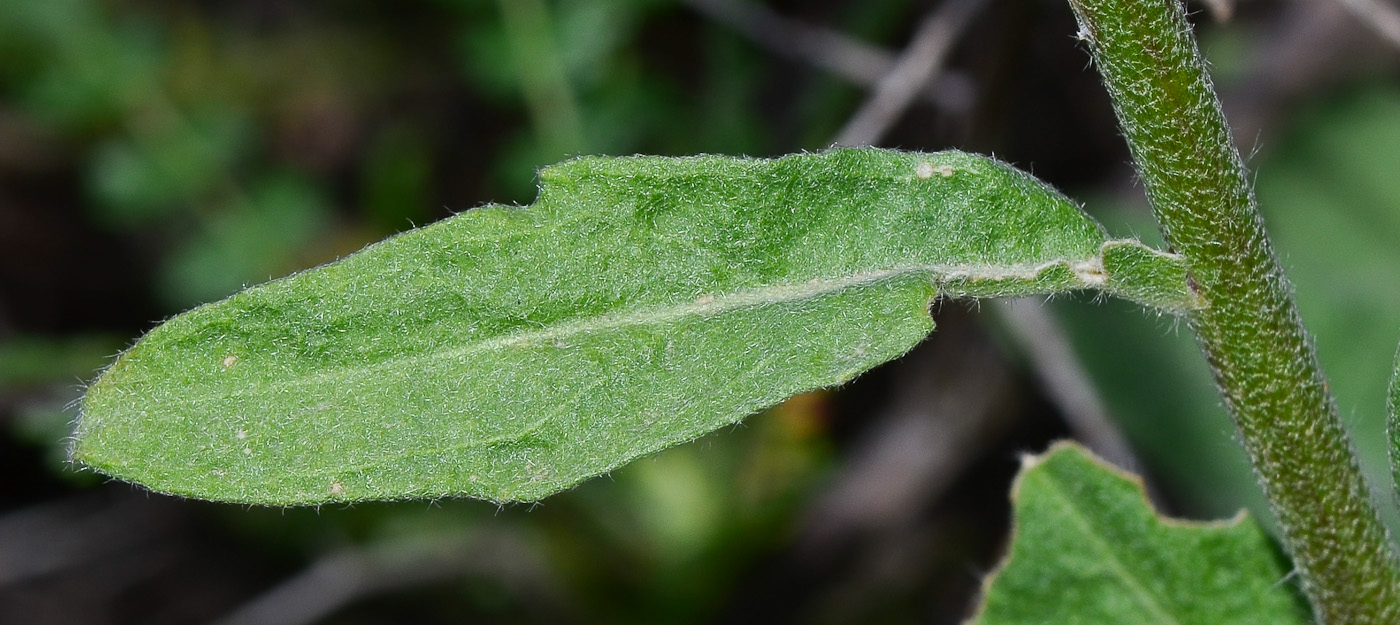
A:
[2, 0, 1398, 623]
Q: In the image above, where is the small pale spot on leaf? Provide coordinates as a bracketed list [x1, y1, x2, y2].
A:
[1070, 259, 1108, 286]
[222, 354, 238, 369]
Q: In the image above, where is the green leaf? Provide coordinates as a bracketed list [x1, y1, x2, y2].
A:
[968, 442, 1308, 625]
[73, 148, 1193, 505]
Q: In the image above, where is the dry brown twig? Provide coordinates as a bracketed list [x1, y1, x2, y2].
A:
[833, 0, 984, 146]
[679, 0, 973, 112]
[1338, 0, 1400, 49]
[211, 529, 561, 625]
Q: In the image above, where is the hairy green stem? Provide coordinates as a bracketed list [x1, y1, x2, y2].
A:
[1390, 347, 1400, 513]
[1066, 0, 1400, 622]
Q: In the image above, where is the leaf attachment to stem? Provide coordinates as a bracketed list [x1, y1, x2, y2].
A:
[1067, 0, 1400, 621]
[75, 148, 1190, 505]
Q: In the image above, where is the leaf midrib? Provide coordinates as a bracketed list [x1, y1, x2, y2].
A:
[169, 256, 1097, 404]
[1038, 468, 1181, 624]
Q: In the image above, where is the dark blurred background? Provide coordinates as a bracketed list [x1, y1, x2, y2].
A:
[3, 0, 1400, 623]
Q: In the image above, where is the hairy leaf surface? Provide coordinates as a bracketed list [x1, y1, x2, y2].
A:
[968, 442, 1307, 625]
[74, 149, 1193, 505]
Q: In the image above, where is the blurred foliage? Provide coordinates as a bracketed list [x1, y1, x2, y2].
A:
[3, 0, 1400, 622]
[0, 335, 119, 388]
